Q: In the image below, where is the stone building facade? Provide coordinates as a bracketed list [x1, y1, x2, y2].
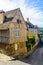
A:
[0, 8, 27, 56]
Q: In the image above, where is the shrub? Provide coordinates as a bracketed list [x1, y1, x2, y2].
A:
[26, 36, 35, 48]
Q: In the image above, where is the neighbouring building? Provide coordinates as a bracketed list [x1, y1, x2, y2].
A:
[0, 8, 27, 56]
[26, 18, 39, 42]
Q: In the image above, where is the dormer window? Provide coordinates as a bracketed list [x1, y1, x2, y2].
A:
[17, 19, 21, 24]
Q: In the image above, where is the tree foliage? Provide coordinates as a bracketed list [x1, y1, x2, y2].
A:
[26, 36, 35, 48]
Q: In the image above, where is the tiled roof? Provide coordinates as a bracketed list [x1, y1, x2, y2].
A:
[26, 21, 38, 29]
[26, 21, 34, 28]
[5, 8, 20, 18]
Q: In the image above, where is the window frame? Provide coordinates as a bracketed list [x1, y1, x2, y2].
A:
[15, 29, 20, 37]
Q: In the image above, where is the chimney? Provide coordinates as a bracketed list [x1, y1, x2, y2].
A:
[26, 18, 29, 28]
[0, 10, 5, 24]
[27, 18, 29, 22]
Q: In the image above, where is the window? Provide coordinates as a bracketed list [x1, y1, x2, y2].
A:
[17, 19, 21, 24]
[15, 29, 20, 37]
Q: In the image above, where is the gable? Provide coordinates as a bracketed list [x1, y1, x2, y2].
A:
[5, 8, 24, 23]
[5, 8, 27, 29]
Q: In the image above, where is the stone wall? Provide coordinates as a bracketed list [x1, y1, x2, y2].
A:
[0, 42, 27, 57]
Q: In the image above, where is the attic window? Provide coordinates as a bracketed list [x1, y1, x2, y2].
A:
[17, 19, 21, 24]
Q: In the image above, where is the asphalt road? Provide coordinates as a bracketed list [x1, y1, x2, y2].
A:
[21, 42, 43, 65]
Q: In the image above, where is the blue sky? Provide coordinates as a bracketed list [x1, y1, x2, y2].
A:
[26, 0, 43, 10]
[0, 0, 43, 27]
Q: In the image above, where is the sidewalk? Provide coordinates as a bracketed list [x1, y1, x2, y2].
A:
[0, 53, 31, 65]
[0, 53, 14, 62]
[0, 60, 31, 65]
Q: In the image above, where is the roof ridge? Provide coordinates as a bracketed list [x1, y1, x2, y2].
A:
[5, 8, 20, 13]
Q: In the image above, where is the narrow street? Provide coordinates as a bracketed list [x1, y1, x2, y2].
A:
[0, 42, 43, 65]
[21, 42, 43, 65]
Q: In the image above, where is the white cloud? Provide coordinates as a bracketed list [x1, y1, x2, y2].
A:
[0, 0, 43, 27]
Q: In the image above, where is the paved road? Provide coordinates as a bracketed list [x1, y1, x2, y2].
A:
[21, 42, 43, 65]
